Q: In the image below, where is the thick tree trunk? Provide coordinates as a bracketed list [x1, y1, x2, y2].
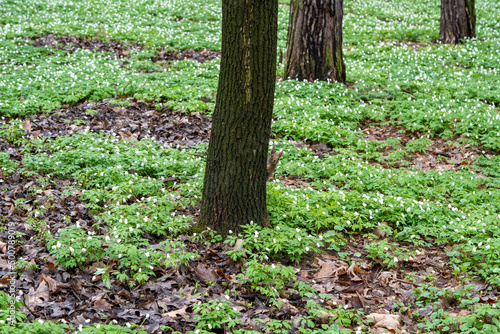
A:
[284, 0, 346, 83]
[196, 0, 278, 237]
[440, 0, 476, 44]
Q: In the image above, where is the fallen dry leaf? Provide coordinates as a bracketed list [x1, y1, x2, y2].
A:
[163, 307, 187, 318]
[367, 313, 403, 334]
[41, 274, 61, 294]
[233, 239, 245, 250]
[348, 262, 368, 281]
[315, 262, 335, 278]
[22, 119, 32, 132]
[94, 298, 113, 311]
[25, 281, 50, 309]
[194, 263, 217, 283]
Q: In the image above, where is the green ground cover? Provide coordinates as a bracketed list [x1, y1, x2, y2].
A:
[1, 0, 500, 332]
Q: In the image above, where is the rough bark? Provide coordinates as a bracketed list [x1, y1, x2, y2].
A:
[196, 0, 278, 237]
[284, 0, 346, 83]
[440, 0, 476, 44]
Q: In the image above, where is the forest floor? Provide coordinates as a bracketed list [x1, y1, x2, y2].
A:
[1, 0, 500, 333]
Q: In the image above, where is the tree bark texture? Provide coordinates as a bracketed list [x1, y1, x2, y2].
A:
[284, 0, 346, 83]
[440, 0, 476, 44]
[197, 0, 278, 237]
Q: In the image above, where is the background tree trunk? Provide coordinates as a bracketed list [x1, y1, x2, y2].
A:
[284, 0, 346, 83]
[196, 0, 278, 237]
[440, 0, 476, 44]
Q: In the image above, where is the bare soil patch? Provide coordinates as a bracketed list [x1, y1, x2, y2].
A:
[2, 125, 499, 332]
[152, 48, 221, 63]
[27, 34, 143, 59]
[360, 123, 491, 171]
[25, 98, 211, 148]
[2, 171, 496, 334]
[26, 34, 220, 63]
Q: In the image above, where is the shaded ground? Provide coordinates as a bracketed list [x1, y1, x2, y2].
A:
[1, 152, 496, 333]
[2, 103, 499, 333]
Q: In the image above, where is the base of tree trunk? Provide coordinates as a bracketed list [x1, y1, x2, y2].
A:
[440, 0, 476, 44]
[196, 0, 278, 238]
[284, 0, 346, 83]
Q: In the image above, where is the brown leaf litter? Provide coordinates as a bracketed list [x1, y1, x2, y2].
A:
[26, 34, 220, 63]
[1, 104, 499, 332]
[25, 98, 211, 148]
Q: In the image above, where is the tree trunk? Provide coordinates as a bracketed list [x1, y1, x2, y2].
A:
[284, 0, 346, 83]
[440, 0, 476, 44]
[196, 0, 278, 237]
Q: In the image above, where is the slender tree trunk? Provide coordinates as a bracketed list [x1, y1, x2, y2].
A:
[284, 0, 346, 83]
[440, 0, 476, 44]
[196, 0, 278, 237]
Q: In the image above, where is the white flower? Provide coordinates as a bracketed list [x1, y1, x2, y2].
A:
[394, 257, 398, 263]
[69, 247, 75, 252]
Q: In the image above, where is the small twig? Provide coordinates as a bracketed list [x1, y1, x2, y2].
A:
[312, 275, 334, 280]
[393, 277, 419, 286]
